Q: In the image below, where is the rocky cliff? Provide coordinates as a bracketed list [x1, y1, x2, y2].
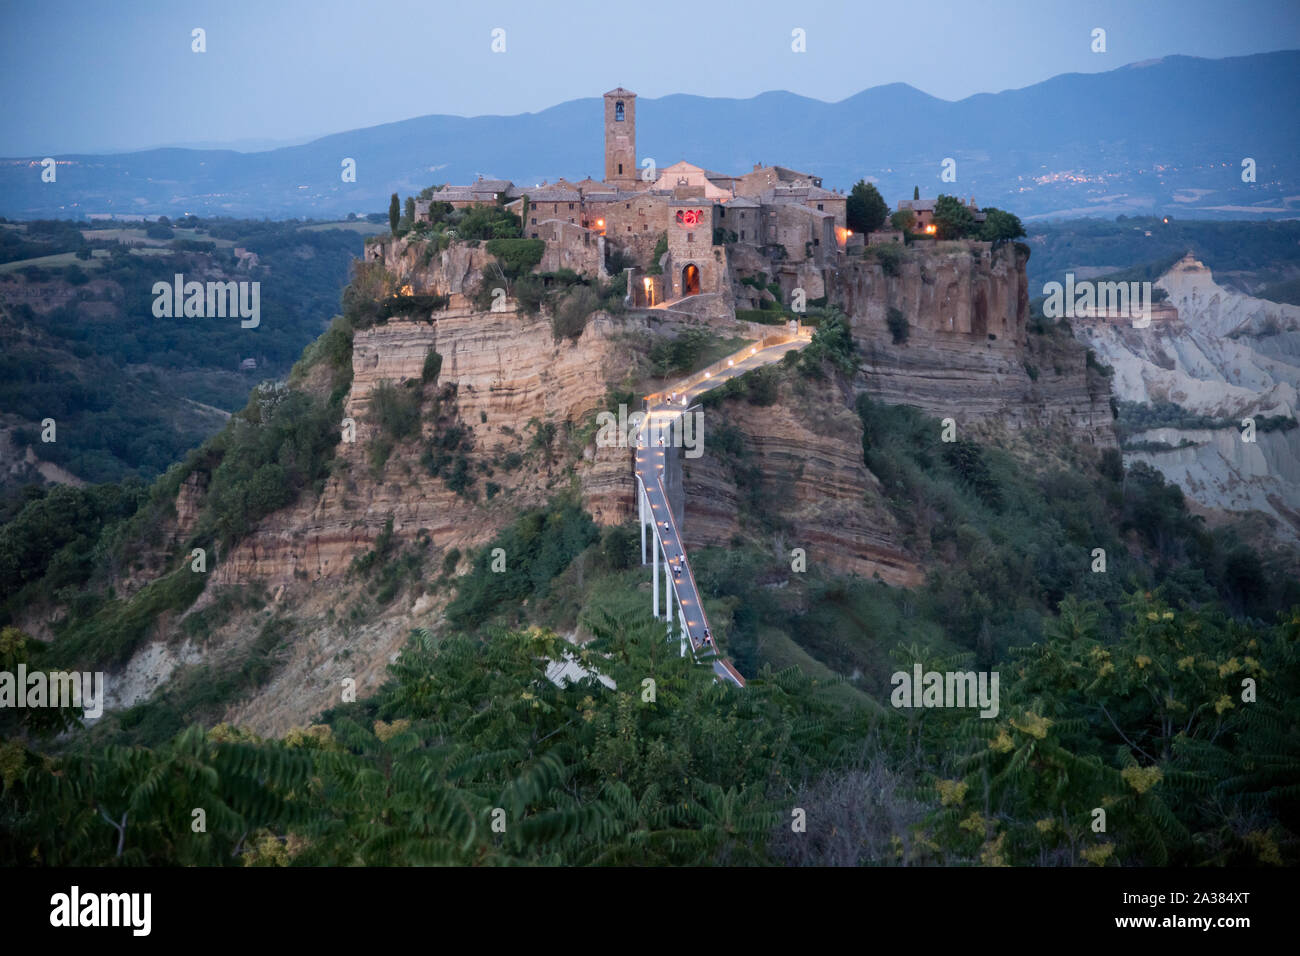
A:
[1074, 254, 1300, 537]
[94, 235, 1114, 733]
[832, 242, 1116, 448]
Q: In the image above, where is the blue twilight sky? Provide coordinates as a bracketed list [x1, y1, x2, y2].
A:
[1, 0, 1298, 155]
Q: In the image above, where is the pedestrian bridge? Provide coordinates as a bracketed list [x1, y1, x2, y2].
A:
[633, 329, 813, 688]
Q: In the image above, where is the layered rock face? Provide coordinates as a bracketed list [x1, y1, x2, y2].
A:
[832, 242, 1116, 447]
[210, 305, 638, 590]
[1074, 254, 1300, 535]
[206, 238, 1102, 606]
[681, 377, 922, 587]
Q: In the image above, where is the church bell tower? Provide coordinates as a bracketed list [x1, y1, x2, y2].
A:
[604, 88, 637, 185]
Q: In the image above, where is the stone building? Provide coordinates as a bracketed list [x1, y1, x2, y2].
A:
[897, 196, 986, 235]
[425, 87, 877, 303]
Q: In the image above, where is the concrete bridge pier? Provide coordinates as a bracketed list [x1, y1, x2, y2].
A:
[638, 476, 647, 566]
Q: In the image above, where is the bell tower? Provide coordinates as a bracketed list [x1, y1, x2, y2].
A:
[604, 88, 636, 185]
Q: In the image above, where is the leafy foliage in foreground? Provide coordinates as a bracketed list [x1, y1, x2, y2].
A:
[1, 613, 866, 866]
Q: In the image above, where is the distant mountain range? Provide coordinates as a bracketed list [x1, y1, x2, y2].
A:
[2, 51, 1297, 222]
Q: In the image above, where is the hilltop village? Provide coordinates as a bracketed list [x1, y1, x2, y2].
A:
[411, 87, 992, 312]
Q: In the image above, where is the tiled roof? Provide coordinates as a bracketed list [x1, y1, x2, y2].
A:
[767, 185, 841, 201]
[521, 189, 583, 202]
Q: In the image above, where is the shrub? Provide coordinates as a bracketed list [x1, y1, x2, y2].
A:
[377, 293, 449, 322]
[647, 233, 668, 274]
[744, 366, 780, 406]
[445, 498, 598, 630]
[869, 242, 902, 277]
[484, 238, 545, 279]
[369, 380, 422, 441]
[422, 350, 443, 385]
[798, 310, 856, 377]
[552, 286, 599, 341]
[513, 275, 545, 314]
[735, 308, 787, 326]
[886, 307, 909, 345]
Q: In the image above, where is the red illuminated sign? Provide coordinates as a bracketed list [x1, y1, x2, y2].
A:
[675, 209, 704, 228]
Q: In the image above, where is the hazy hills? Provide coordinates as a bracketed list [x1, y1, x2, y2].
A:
[1, 51, 1296, 222]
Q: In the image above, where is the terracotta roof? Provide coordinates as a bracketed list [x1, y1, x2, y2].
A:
[604, 87, 637, 98]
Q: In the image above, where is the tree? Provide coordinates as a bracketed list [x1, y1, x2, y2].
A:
[846, 180, 889, 235]
[404, 196, 416, 224]
[933, 194, 975, 240]
[913, 185, 920, 201]
[890, 209, 915, 233]
[388, 194, 400, 235]
[978, 207, 1026, 243]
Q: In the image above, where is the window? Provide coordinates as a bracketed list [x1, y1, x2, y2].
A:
[687, 233, 693, 243]
[531, 232, 538, 239]
[615, 101, 624, 122]
[625, 203, 630, 209]
[817, 203, 824, 210]
[813, 238, 819, 246]
[740, 231, 745, 240]
[530, 218, 536, 225]
[627, 226, 632, 233]
[719, 208, 725, 218]
[618, 164, 623, 175]
[568, 202, 574, 210]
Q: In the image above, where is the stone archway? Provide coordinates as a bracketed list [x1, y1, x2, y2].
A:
[682, 263, 700, 296]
